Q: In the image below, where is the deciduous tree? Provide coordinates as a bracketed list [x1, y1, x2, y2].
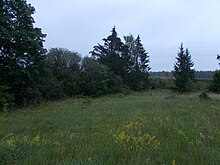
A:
[0, 0, 46, 105]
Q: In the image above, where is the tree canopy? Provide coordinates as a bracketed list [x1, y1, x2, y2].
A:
[90, 27, 132, 78]
[0, 0, 46, 107]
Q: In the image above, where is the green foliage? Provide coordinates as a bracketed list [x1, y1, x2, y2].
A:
[0, 0, 46, 106]
[91, 27, 132, 78]
[194, 79, 212, 91]
[38, 67, 65, 100]
[91, 27, 152, 92]
[126, 71, 149, 91]
[124, 34, 150, 73]
[198, 92, 210, 101]
[45, 48, 81, 97]
[80, 57, 109, 96]
[149, 78, 175, 90]
[107, 71, 124, 93]
[173, 43, 195, 93]
[210, 70, 220, 93]
[134, 35, 150, 72]
[0, 86, 14, 111]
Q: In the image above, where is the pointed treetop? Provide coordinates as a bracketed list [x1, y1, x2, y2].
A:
[185, 47, 189, 54]
[180, 42, 184, 51]
[136, 34, 141, 42]
[111, 26, 117, 37]
[217, 54, 220, 66]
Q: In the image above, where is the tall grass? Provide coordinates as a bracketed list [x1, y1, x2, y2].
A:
[0, 90, 219, 164]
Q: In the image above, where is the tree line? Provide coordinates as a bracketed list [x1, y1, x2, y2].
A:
[0, 0, 220, 111]
[150, 71, 214, 80]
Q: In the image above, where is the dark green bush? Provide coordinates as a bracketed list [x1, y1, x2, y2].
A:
[0, 86, 14, 111]
[149, 78, 174, 90]
[194, 79, 212, 91]
[126, 71, 149, 91]
[210, 70, 220, 93]
[199, 92, 210, 101]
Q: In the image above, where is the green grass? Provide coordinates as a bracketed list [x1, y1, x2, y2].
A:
[0, 90, 220, 164]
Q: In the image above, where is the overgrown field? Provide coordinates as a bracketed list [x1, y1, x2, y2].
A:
[0, 90, 220, 164]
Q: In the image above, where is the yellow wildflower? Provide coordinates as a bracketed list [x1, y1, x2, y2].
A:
[32, 134, 40, 145]
[200, 133, 205, 140]
[6, 137, 16, 149]
[171, 159, 176, 165]
[136, 136, 144, 144]
[126, 123, 134, 130]
[117, 131, 126, 143]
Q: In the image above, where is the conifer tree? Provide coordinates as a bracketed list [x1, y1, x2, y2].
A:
[124, 34, 150, 73]
[173, 43, 195, 93]
[124, 35, 150, 90]
[134, 35, 150, 72]
[90, 27, 131, 78]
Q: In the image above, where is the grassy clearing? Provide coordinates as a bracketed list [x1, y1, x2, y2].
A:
[0, 90, 220, 164]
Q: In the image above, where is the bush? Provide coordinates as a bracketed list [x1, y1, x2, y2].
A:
[0, 86, 14, 111]
[149, 78, 174, 90]
[199, 92, 210, 101]
[194, 79, 212, 91]
[107, 71, 123, 93]
[210, 70, 220, 93]
[80, 58, 109, 97]
[126, 71, 149, 91]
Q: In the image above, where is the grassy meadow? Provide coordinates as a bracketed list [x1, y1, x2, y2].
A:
[0, 90, 220, 164]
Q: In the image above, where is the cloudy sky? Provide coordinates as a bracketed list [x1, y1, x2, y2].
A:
[27, 0, 220, 71]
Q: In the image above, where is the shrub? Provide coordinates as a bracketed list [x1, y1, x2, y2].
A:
[149, 78, 174, 90]
[126, 71, 149, 91]
[80, 57, 109, 97]
[0, 86, 14, 111]
[210, 70, 220, 93]
[199, 92, 210, 101]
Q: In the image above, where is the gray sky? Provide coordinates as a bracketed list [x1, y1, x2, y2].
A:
[28, 0, 220, 71]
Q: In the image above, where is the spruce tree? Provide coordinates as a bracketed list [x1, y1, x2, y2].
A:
[173, 43, 195, 93]
[134, 35, 150, 72]
[90, 27, 131, 78]
[124, 35, 150, 90]
[124, 34, 150, 73]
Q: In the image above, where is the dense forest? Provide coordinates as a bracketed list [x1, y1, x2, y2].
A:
[0, 0, 220, 111]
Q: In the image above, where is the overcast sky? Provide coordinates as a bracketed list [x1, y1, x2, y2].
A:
[27, 0, 220, 71]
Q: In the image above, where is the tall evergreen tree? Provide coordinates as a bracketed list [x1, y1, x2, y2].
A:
[134, 35, 150, 72]
[90, 27, 131, 78]
[124, 35, 150, 90]
[124, 34, 150, 73]
[173, 43, 195, 93]
[0, 0, 46, 106]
